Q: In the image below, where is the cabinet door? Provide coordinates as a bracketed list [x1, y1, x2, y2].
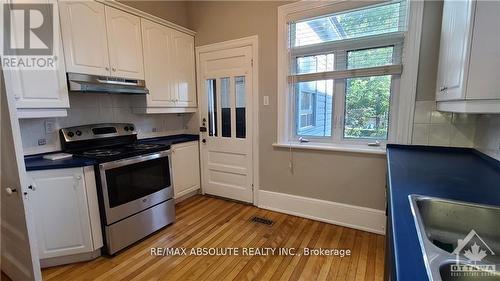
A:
[29, 168, 93, 259]
[3, 0, 69, 110]
[59, 1, 110, 76]
[141, 19, 176, 106]
[171, 30, 197, 107]
[436, 0, 474, 101]
[105, 6, 144, 80]
[466, 1, 500, 100]
[172, 141, 201, 199]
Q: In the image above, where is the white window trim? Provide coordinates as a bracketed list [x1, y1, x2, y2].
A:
[276, 0, 424, 154]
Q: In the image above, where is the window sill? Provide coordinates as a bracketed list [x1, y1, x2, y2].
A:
[272, 142, 387, 155]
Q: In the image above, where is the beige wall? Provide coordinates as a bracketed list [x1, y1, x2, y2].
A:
[120, 1, 189, 27]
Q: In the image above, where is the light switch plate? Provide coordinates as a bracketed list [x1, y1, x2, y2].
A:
[263, 96, 269, 106]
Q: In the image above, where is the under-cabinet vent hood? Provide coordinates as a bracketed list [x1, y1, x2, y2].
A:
[67, 73, 149, 95]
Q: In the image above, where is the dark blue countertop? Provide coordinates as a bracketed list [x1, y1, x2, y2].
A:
[386, 144, 500, 281]
[25, 134, 199, 171]
[24, 154, 97, 171]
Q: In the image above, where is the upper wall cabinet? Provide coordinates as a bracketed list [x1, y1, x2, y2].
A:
[436, 0, 500, 113]
[141, 19, 176, 108]
[59, 2, 144, 80]
[3, 0, 69, 118]
[59, 1, 110, 76]
[134, 19, 196, 114]
[105, 6, 145, 79]
[171, 30, 197, 108]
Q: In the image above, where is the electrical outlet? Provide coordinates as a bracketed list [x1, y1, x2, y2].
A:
[38, 138, 47, 146]
[45, 120, 55, 134]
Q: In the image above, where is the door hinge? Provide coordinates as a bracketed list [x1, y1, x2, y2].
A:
[251, 59, 253, 67]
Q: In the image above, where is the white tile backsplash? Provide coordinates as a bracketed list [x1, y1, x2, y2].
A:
[429, 123, 452, 146]
[411, 124, 430, 145]
[430, 111, 452, 124]
[411, 101, 476, 148]
[413, 101, 435, 124]
[450, 124, 475, 147]
[20, 93, 193, 155]
[474, 115, 500, 160]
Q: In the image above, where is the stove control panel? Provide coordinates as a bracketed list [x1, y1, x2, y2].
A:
[60, 123, 137, 142]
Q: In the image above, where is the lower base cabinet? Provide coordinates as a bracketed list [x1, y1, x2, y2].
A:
[28, 166, 102, 264]
[171, 141, 201, 199]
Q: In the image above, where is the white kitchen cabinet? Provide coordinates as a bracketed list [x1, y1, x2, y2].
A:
[171, 30, 197, 108]
[141, 19, 176, 107]
[171, 141, 200, 199]
[2, 0, 69, 118]
[105, 6, 144, 79]
[436, 0, 500, 113]
[59, 2, 144, 80]
[59, 1, 110, 76]
[134, 19, 197, 114]
[28, 167, 102, 261]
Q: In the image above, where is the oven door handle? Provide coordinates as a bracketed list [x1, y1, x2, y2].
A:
[99, 150, 171, 170]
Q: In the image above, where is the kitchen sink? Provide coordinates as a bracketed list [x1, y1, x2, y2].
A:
[409, 195, 500, 281]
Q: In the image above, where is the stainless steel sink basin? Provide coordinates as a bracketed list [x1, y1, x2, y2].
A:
[409, 195, 500, 281]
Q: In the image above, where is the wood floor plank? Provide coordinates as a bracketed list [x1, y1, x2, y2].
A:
[40, 195, 386, 281]
[199, 209, 279, 281]
[179, 207, 275, 281]
[297, 223, 333, 281]
[316, 225, 344, 281]
[255, 217, 308, 280]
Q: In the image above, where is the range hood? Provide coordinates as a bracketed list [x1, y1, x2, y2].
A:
[67, 73, 149, 95]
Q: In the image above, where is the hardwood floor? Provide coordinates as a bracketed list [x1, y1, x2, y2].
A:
[41, 195, 385, 281]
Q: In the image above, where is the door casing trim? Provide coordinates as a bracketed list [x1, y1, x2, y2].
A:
[195, 35, 260, 205]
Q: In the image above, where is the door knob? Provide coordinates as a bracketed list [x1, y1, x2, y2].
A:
[202, 139, 206, 144]
[5, 188, 17, 195]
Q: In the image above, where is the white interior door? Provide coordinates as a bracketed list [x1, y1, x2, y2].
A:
[198, 46, 253, 203]
[1, 71, 41, 280]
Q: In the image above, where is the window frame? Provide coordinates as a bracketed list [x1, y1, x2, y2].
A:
[297, 89, 315, 130]
[276, 0, 424, 152]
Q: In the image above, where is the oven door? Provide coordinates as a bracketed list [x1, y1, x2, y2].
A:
[99, 150, 173, 225]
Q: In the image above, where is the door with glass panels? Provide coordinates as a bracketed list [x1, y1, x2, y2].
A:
[198, 46, 253, 203]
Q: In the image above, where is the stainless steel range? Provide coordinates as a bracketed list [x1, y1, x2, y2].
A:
[60, 123, 175, 255]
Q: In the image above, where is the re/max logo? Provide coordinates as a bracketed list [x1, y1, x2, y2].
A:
[3, 3, 53, 56]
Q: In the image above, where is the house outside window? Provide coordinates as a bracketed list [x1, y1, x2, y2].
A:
[277, 0, 423, 151]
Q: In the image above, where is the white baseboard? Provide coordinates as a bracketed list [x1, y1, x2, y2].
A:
[257, 190, 386, 235]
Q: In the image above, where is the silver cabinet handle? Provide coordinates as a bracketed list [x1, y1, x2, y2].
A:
[112, 68, 116, 72]
[5, 187, 17, 195]
[105, 67, 110, 71]
[440, 86, 448, 92]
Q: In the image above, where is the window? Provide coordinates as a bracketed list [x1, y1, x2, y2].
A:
[281, 0, 412, 148]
